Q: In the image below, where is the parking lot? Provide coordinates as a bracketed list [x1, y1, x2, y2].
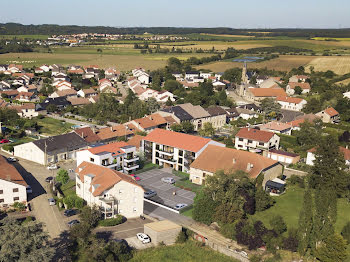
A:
[136, 169, 196, 210]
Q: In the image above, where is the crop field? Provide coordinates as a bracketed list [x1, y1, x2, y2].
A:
[197, 55, 315, 72]
[305, 56, 350, 74]
[0, 34, 49, 40]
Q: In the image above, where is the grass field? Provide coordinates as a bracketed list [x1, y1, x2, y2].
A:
[250, 185, 350, 235]
[306, 56, 350, 74]
[37, 117, 73, 136]
[197, 55, 315, 72]
[130, 241, 239, 262]
[0, 34, 49, 40]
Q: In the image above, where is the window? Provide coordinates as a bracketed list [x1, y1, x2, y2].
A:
[248, 140, 252, 144]
[13, 188, 18, 193]
[119, 189, 123, 194]
[77, 183, 80, 189]
[119, 199, 123, 204]
[0, 199, 4, 203]
[119, 209, 123, 214]
[134, 187, 138, 193]
[178, 158, 183, 164]
[0, 190, 3, 194]
[90, 157, 94, 162]
[13, 197, 19, 201]
[239, 138, 243, 142]
[259, 142, 264, 146]
[179, 150, 183, 156]
[133, 207, 137, 212]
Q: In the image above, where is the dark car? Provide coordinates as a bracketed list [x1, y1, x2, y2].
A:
[64, 209, 76, 217]
[45, 176, 53, 183]
[68, 219, 80, 227]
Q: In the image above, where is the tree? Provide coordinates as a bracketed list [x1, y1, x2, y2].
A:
[167, 57, 182, 72]
[170, 123, 183, 132]
[164, 79, 182, 93]
[46, 104, 57, 113]
[315, 234, 347, 262]
[79, 206, 101, 228]
[294, 86, 303, 95]
[255, 187, 274, 211]
[192, 189, 216, 225]
[298, 187, 313, 255]
[295, 119, 322, 147]
[223, 68, 242, 84]
[56, 169, 69, 185]
[165, 97, 173, 106]
[283, 228, 299, 252]
[0, 218, 54, 261]
[269, 215, 287, 235]
[199, 122, 215, 137]
[181, 121, 194, 133]
[145, 97, 159, 113]
[303, 98, 322, 113]
[260, 98, 281, 119]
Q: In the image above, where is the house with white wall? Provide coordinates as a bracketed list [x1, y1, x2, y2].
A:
[306, 146, 350, 166]
[0, 156, 27, 208]
[75, 162, 144, 219]
[235, 127, 280, 153]
[76, 142, 139, 174]
[142, 128, 225, 173]
[276, 96, 307, 111]
[286, 82, 310, 95]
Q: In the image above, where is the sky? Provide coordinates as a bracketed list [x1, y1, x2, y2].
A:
[0, 0, 349, 28]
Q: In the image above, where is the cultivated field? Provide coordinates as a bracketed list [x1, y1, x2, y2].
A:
[336, 78, 350, 85]
[305, 56, 350, 74]
[197, 55, 315, 72]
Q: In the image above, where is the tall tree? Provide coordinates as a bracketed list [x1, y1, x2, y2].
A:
[298, 187, 313, 255]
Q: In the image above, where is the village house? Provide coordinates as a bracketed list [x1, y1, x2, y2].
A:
[15, 92, 38, 102]
[50, 89, 78, 99]
[206, 106, 229, 125]
[67, 97, 91, 107]
[189, 145, 282, 186]
[0, 155, 28, 208]
[75, 162, 144, 219]
[77, 88, 98, 98]
[13, 132, 88, 165]
[96, 124, 139, 144]
[276, 96, 307, 111]
[76, 141, 139, 174]
[235, 108, 259, 120]
[127, 113, 169, 133]
[316, 107, 340, 124]
[142, 128, 225, 172]
[289, 75, 309, 83]
[36, 97, 71, 112]
[306, 146, 350, 166]
[185, 71, 200, 80]
[74, 126, 101, 145]
[267, 149, 300, 165]
[286, 82, 311, 95]
[17, 84, 38, 94]
[287, 114, 320, 130]
[259, 121, 293, 135]
[240, 87, 287, 103]
[12, 103, 38, 118]
[235, 127, 280, 153]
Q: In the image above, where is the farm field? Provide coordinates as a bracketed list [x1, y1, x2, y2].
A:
[336, 78, 350, 85]
[0, 34, 49, 39]
[305, 56, 350, 74]
[197, 55, 315, 72]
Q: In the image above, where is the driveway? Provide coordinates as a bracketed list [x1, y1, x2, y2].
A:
[280, 109, 304, 123]
[136, 169, 196, 210]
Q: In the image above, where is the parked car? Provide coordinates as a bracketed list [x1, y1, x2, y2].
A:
[47, 164, 58, 170]
[64, 209, 76, 217]
[68, 220, 80, 227]
[48, 198, 55, 206]
[175, 203, 188, 210]
[7, 157, 18, 162]
[136, 233, 151, 244]
[130, 174, 141, 181]
[45, 176, 53, 183]
[0, 139, 9, 144]
[26, 186, 32, 194]
[161, 177, 175, 184]
[144, 190, 157, 198]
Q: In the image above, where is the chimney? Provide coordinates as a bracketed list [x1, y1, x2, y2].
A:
[232, 158, 236, 164]
[81, 132, 84, 139]
[246, 163, 253, 171]
[110, 126, 113, 132]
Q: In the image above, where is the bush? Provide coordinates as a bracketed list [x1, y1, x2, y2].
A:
[2, 144, 14, 152]
[220, 223, 237, 240]
[269, 215, 287, 235]
[64, 195, 76, 209]
[176, 230, 188, 243]
[341, 221, 350, 243]
[22, 216, 34, 224]
[13, 202, 26, 211]
[287, 175, 305, 188]
[75, 197, 84, 209]
[98, 215, 124, 227]
[56, 169, 69, 185]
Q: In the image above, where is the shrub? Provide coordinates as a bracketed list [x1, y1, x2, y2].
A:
[287, 175, 305, 188]
[220, 223, 237, 240]
[22, 216, 34, 224]
[176, 230, 188, 244]
[341, 221, 350, 243]
[2, 144, 14, 152]
[13, 202, 26, 211]
[98, 216, 124, 227]
[269, 215, 287, 235]
[56, 169, 69, 185]
[75, 197, 84, 209]
[64, 195, 76, 209]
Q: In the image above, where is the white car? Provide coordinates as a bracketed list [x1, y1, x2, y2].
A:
[175, 203, 188, 210]
[47, 164, 58, 170]
[26, 186, 32, 194]
[161, 177, 175, 184]
[136, 233, 151, 244]
[48, 198, 56, 206]
[7, 157, 18, 162]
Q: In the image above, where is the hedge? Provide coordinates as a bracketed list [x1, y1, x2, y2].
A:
[98, 215, 124, 227]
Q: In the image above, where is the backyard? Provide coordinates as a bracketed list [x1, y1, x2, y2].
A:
[36, 117, 73, 136]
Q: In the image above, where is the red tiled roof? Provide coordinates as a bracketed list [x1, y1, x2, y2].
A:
[308, 146, 350, 160]
[74, 127, 101, 143]
[190, 145, 279, 179]
[260, 121, 292, 132]
[324, 107, 339, 117]
[236, 127, 275, 143]
[0, 155, 27, 186]
[76, 162, 142, 197]
[127, 135, 144, 149]
[276, 96, 304, 104]
[288, 82, 310, 90]
[249, 88, 287, 97]
[88, 141, 129, 155]
[143, 128, 212, 152]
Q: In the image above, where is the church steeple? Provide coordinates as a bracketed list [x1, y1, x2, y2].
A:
[241, 61, 248, 84]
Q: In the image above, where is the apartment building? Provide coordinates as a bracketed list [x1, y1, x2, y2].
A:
[142, 128, 225, 172]
[76, 141, 139, 174]
[75, 162, 144, 219]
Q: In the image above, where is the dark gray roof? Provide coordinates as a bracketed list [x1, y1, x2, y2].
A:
[161, 106, 193, 121]
[265, 180, 285, 190]
[33, 132, 87, 152]
[36, 97, 71, 111]
[238, 104, 261, 111]
[206, 106, 227, 116]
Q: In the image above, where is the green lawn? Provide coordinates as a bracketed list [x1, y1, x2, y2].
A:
[36, 117, 73, 136]
[182, 206, 194, 218]
[130, 241, 239, 262]
[251, 185, 350, 235]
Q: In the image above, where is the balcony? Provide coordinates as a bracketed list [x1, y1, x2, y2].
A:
[124, 156, 139, 163]
[156, 149, 174, 156]
[124, 164, 140, 171]
[157, 156, 176, 164]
